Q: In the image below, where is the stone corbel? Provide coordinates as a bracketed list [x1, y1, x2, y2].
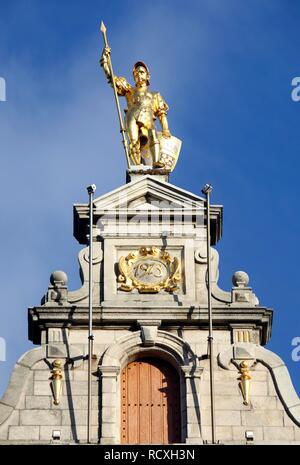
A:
[218, 343, 257, 371]
[45, 328, 84, 369]
[137, 320, 161, 346]
[181, 365, 204, 379]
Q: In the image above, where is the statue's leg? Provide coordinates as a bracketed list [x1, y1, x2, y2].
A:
[127, 119, 141, 165]
[151, 130, 161, 165]
[139, 126, 149, 147]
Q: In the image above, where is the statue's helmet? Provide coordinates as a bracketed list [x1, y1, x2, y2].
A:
[133, 61, 150, 85]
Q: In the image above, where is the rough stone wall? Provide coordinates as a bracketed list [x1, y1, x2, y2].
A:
[0, 328, 299, 444]
[0, 329, 130, 444]
[198, 359, 300, 444]
[0, 354, 98, 443]
[182, 329, 300, 444]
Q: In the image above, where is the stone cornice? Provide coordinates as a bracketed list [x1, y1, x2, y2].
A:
[28, 304, 273, 345]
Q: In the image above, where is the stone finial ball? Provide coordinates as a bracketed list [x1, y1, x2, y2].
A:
[50, 270, 68, 286]
[232, 271, 249, 287]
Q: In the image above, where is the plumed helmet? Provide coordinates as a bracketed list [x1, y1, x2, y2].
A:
[133, 61, 150, 85]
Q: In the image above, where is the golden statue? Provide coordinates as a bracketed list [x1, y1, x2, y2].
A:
[100, 22, 181, 171]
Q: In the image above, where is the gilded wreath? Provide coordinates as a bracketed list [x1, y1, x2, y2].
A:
[118, 247, 181, 293]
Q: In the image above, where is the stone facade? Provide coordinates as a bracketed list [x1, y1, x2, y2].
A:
[0, 173, 299, 444]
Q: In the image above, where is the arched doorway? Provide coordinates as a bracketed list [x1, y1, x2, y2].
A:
[121, 357, 181, 444]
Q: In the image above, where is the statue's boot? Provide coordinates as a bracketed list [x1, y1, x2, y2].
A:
[129, 142, 141, 165]
[150, 130, 165, 168]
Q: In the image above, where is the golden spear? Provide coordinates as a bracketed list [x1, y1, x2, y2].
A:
[100, 21, 131, 168]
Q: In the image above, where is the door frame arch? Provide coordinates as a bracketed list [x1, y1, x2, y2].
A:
[98, 330, 203, 444]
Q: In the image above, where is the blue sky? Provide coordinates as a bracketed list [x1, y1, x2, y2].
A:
[0, 0, 299, 398]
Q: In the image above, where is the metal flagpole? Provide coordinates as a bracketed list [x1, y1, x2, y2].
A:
[87, 184, 96, 444]
[100, 21, 131, 169]
[201, 183, 217, 444]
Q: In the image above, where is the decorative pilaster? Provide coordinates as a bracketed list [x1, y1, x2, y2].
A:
[181, 365, 204, 444]
[98, 366, 120, 444]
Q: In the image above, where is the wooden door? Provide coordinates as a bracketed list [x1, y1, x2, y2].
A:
[121, 358, 181, 444]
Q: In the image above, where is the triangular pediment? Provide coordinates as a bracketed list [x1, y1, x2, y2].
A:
[92, 175, 205, 212]
[73, 175, 223, 245]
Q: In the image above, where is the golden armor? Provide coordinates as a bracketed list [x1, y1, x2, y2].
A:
[100, 48, 171, 167]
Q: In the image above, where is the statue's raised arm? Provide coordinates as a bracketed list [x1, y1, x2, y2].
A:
[100, 46, 112, 83]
